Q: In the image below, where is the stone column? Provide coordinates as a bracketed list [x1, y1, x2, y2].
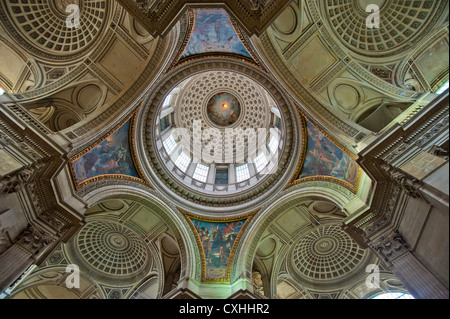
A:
[0, 244, 34, 292]
[371, 231, 449, 299]
[0, 224, 55, 293]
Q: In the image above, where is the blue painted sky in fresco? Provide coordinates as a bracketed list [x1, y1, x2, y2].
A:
[191, 218, 246, 280]
[299, 121, 360, 186]
[181, 8, 252, 60]
[72, 119, 139, 183]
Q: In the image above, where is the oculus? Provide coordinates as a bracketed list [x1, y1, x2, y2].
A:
[206, 92, 241, 127]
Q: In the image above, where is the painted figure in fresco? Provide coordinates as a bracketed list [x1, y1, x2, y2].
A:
[219, 246, 227, 266]
[181, 9, 251, 59]
[206, 92, 241, 126]
[73, 120, 139, 183]
[206, 240, 213, 259]
[299, 121, 359, 186]
[222, 221, 240, 236]
[191, 218, 247, 280]
[212, 224, 225, 250]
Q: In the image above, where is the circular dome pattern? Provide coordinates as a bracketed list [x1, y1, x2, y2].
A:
[291, 224, 367, 282]
[206, 92, 242, 127]
[76, 221, 149, 277]
[325, 0, 444, 56]
[1, 0, 109, 57]
[141, 60, 300, 214]
[54, 0, 80, 14]
[176, 71, 270, 159]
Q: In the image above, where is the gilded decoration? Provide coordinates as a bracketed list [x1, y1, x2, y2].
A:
[180, 208, 257, 283]
[287, 109, 362, 194]
[68, 107, 151, 190]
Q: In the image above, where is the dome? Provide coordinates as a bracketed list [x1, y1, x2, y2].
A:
[66, 220, 152, 282]
[288, 223, 371, 286]
[138, 65, 301, 215]
[0, 0, 110, 59]
[2, 0, 447, 302]
[323, 0, 447, 57]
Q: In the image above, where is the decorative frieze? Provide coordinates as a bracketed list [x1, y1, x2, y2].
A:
[379, 163, 424, 200]
[0, 166, 34, 194]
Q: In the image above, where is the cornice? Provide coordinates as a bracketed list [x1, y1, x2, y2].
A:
[344, 93, 449, 248]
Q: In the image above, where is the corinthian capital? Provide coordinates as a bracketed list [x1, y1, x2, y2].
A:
[16, 224, 55, 256]
[371, 230, 409, 264]
[379, 162, 424, 199]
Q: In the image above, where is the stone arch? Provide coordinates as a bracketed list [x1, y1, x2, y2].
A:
[77, 183, 202, 285]
[232, 180, 360, 289]
[8, 265, 106, 299]
[62, 11, 189, 145]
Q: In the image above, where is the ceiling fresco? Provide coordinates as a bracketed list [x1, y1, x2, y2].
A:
[183, 211, 254, 283]
[69, 113, 147, 190]
[296, 119, 362, 192]
[206, 92, 242, 127]
[2, 0, 447, 301]
[66, 2, 364, 287]
[180, 8, 253, 60]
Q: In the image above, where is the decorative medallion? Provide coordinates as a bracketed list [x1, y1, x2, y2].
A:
[206, 92, 242, 127]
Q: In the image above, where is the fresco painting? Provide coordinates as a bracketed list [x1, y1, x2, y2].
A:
[206, 92, 241, 126]
[72, 119, 140, 184]
[299, 121, 360, 186]
[181, 8, 252, 60]
[190, 218, 247, 281]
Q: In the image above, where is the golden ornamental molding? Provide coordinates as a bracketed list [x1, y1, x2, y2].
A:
[68, 105, 152, 191]
[285, 109, 363, 194]
[286, 107, 308, 188]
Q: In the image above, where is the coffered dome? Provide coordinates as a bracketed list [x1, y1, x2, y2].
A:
[288, 223, 372, 287]
[67, 220, 152, 281]
[2, 0, 446, 302]
[174, 71, 272, 160]
[138, 62, 302, 216]
[323, 0, 447, 57]
[0, 0, 110, 60]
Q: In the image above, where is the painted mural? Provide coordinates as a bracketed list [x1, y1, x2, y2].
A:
[180, 8, 252, 60]
[190, 217, 247, 282]
[299, 120, 360, 187]
[207, 92, 241, 126]
[71, 119, 140, 185]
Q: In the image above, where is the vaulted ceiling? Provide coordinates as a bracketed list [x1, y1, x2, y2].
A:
[0, 0, 448, 299]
